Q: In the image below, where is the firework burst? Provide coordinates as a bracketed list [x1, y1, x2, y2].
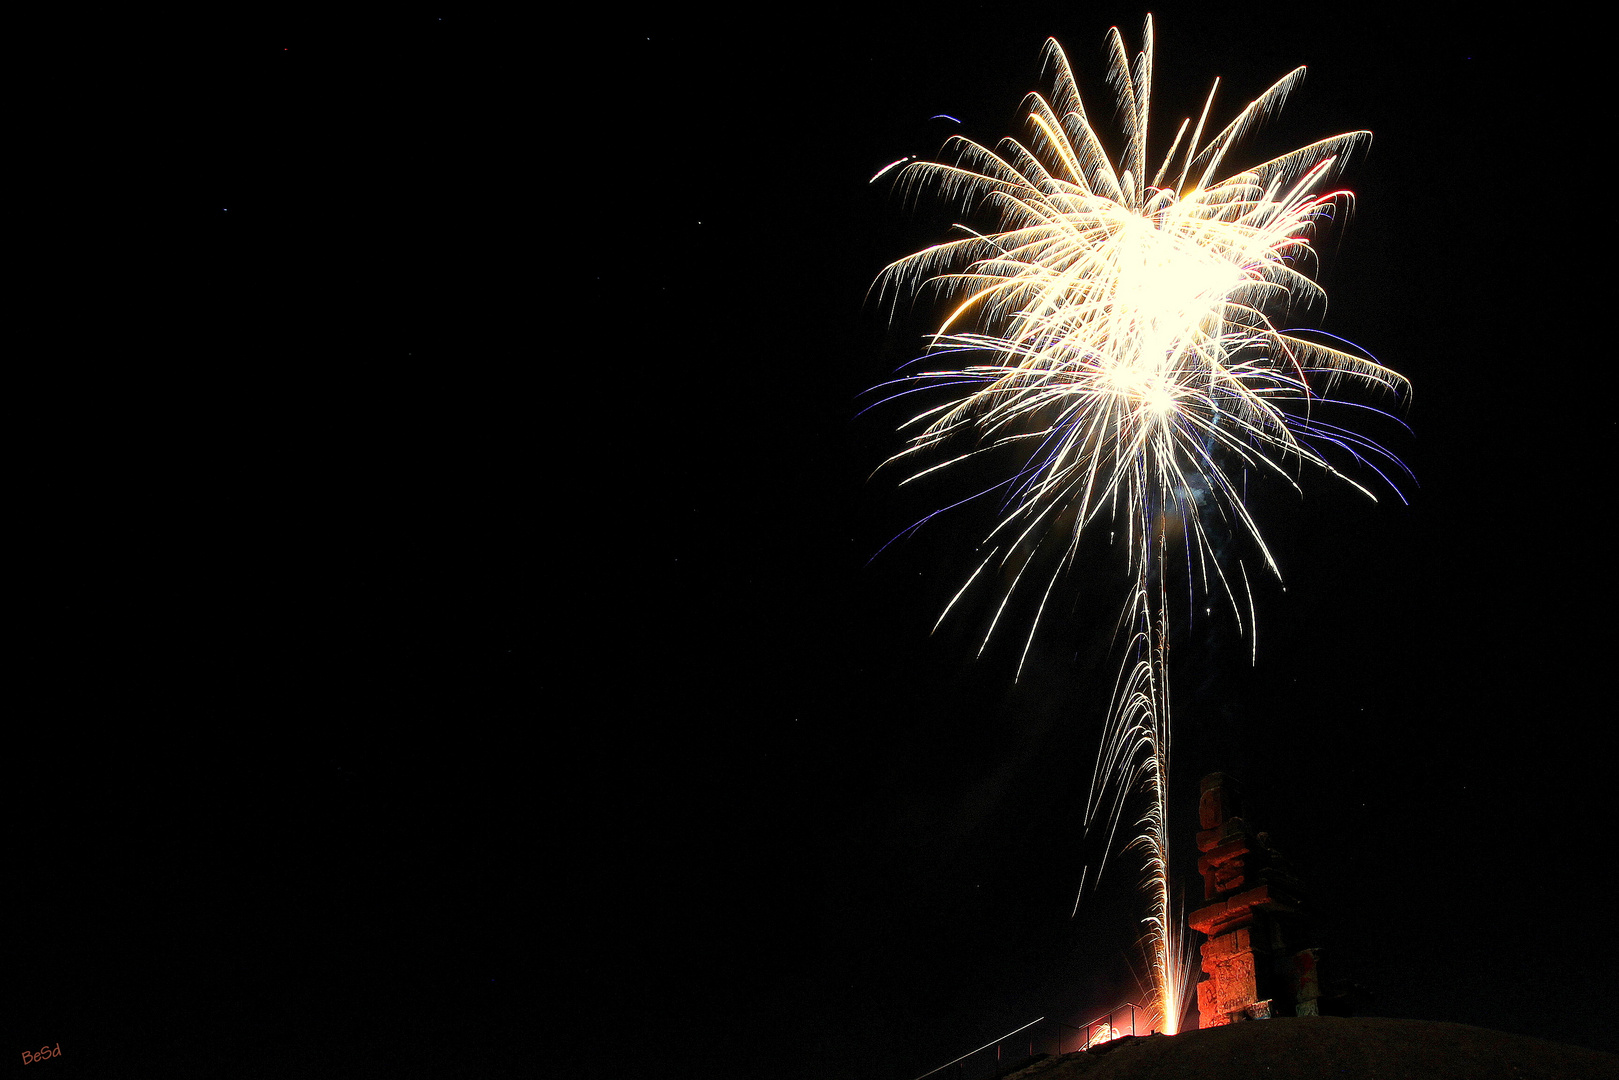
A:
[871, 17, 1408, 1034]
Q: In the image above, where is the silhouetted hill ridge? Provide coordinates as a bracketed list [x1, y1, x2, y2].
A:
[1000, 1017, 1616, 1080]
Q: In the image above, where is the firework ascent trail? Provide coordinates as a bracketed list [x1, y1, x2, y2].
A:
[869, 16, 1409, 1035]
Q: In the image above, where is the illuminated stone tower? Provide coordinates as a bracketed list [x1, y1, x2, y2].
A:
[1189, 773, 1322, 1027]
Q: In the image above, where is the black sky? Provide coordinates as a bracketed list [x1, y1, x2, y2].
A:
[12, 9, 531, 1079]
[9, 6, 1611, 1080]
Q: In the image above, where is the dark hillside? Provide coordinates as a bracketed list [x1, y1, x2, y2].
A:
[1002, 1018, 1616, 1080]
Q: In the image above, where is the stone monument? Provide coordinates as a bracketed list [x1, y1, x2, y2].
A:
[1189, 773, 1323, 1027]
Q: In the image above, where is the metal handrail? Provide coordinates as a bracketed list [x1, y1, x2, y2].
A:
[907, 1017, 1046, 1080]
[1074, 1001, 1142, 1048]
[909, 1001, 1148, 1080]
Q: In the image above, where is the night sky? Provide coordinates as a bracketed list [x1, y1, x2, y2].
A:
[11, 6, 1613, 1080]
